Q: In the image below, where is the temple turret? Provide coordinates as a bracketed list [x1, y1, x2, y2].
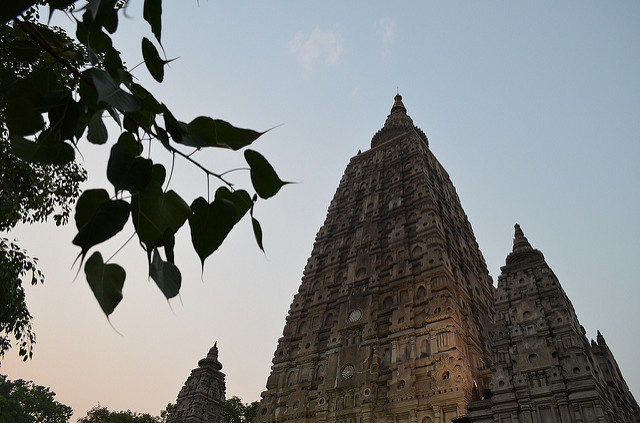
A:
[462, 227, 640, 423]
[167, 342, 226, 423]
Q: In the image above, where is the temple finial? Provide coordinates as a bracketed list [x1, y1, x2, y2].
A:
[198, 340, 222, 370]
[391, 93, 407, 114]
[512, 223, 533, 253]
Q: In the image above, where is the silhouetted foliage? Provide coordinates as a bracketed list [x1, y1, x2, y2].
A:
[77, 406, 161, 423]
[0, 11, 87, 363]
[0, 0, 288, 334]
[0, 374, 73, 423]
[224, 396, 259, 423]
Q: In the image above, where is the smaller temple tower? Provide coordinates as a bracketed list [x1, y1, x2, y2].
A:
[167, 342, 226, 423]
[461, 225, 639, 423]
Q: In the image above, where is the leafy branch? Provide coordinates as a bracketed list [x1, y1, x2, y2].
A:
[1, 0, 290, 320]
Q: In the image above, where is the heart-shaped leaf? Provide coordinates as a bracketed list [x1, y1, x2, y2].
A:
[131, 181, 190, 249]
[106, 142, 153, 193]
[84, 251, 125, 316]
[244, 149, 289, 199]
[149, 249, 181, 299]
[87, 110, 108, 144]
[75, 189, 110, 230]
[214, 187, 252, 223]
[72, 199, 130, 258]
[188, 197, 237, 267]
[151, 163, 166, 185]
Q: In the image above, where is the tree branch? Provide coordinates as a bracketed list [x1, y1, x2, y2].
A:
[15, 17, 235, 189]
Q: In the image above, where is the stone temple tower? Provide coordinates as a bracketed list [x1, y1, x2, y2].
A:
[461, 225, 639, 423]
[167, 342, 226, 423]
[256, 95, 496, 423]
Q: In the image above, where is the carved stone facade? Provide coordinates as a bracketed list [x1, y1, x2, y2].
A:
[458, 226, 639, 423]
[167, 342, 226, 423]
[256, 95, 496, 423]
[255, 95, 639, 423]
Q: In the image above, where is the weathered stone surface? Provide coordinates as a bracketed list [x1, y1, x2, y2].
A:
[460, 225, 640, 423]
[256, 95, 495, 423]
[167, 342, 226, 423]
[254, 95, 638, 423]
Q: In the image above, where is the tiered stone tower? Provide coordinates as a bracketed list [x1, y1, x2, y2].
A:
[167, 342, 226, 423]
[256, 95, 496, 423]
[461, 225, 639, 423]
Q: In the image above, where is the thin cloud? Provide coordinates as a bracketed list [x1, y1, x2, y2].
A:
[378, 18, 396, 57]
[289, 28, 343, 71]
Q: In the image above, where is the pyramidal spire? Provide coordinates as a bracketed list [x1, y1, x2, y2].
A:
[512, 223, 533, 253]
[371, 93, 428, 148]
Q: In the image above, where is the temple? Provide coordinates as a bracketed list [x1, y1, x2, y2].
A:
[257, 95, 495, 422]
[254, 95, 639, 423]
[459, 225, 639, 422]
[167, 342, 226, 423]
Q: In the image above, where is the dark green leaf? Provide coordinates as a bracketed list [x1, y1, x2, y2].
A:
[131, 83, 163, 113]
[87, 110, 108, 144]
[178, 116, 264, 150]
[214, 187, 251, 223]
[244, 149, 289, 199]
[48, 95, 82, 142]
[188, 197, 237, 267]
[141, 37, 165, 82]
[84, 252, 125, 316]
[10, 136, 75, 165]
[152, 163, 166, 185]
[72, 199, 130, 257]
[252, 217, 264, 252]
[88, 29, 112, 53]
[162, 107, 185, 142]
[78, 77, 99, 111]
[106, 143, 153, 193]
[75, 189, 109, 230]
[143, 0, 162, 42]
[131, 182, 190, 249]
[6, 97, 44, 136]
[116, 131, 142, 155]
[149, 249, 181, 299]
[154, 124, 171, 150]
[90, 68, 140, 112]
[76, 19, 89, 45]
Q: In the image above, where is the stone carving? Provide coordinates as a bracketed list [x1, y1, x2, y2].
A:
[256, 95, 495, 423]
[167, 342, 226, 423]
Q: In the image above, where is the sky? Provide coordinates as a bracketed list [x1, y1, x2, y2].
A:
[3, 1, 639, 419]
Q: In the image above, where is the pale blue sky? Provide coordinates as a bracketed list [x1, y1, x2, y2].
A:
[3, 1, 639, 419]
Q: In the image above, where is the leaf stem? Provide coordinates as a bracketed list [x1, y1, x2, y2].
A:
[219, 167, 250, 176]
[105, 232, 136, 264]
